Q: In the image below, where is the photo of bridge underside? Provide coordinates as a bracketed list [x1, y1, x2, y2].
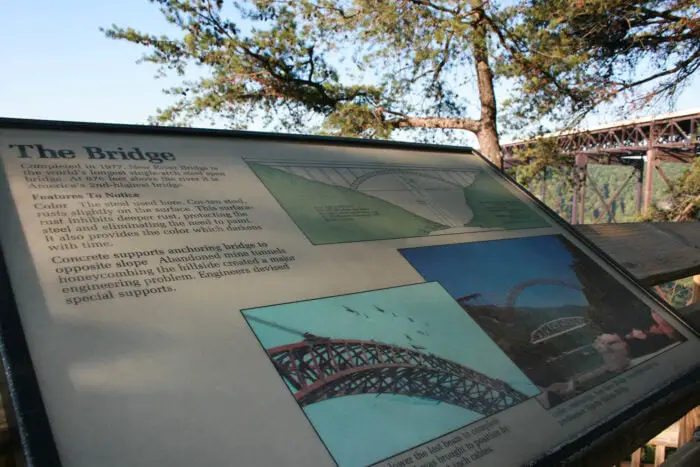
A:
[400, 235, 686, 409]
[245, 159, 548, 244]
[267, 339, 526, 415]
[241, 282, 539, 467]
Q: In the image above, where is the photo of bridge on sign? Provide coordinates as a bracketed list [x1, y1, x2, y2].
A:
[244, 158, 549, 244]
[400, 235, 687, 410]
[241, 282, 539, 467]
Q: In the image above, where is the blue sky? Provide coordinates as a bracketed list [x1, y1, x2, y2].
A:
[243, 282, 538, 466]
[400, 235, 588, 308]
[1, 1, 184, 126]
[2, 1, 698, 146]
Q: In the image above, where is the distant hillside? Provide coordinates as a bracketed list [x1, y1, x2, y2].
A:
[507, 162, 694, 307]
[512, 162, 689, 223]
[464, 304, 602, 385]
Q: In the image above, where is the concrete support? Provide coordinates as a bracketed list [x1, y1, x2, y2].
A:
[579, 164, 587, 224]
[631, 448, 642, 467]
[636, 164, 644, 216]
[540, 167, 546, 202]
[644, 149, 658, 213]
[655, 445, 666, 465]
[571, 154, 588, 225]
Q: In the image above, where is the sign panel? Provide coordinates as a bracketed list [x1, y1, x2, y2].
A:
[0, 121, 698, 467]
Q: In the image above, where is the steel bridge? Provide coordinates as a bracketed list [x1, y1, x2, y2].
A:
[266, 338, 528, 415]
[457, 279, 591, 344]
[456, 279, 584, 309]
[530, 317, 589, 345]
[505, 279, 583, 308]
[501, 108, 700, 224]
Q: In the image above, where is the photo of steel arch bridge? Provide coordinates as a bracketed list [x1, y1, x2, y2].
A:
[400, 234, 687, 409]
[241, 282, 539, 467]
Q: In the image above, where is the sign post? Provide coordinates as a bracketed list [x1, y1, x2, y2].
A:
[0, 118, 698, 467]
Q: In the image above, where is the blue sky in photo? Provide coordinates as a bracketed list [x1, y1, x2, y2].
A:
[400, 235, 589, 308]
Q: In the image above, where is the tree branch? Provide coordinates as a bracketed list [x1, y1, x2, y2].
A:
[674, 195, 700, 222]
[612, 48, 700, 92]
[382, 108, 481, 132]
[483, 13, 583, 103]
[433, 31, 454, 82]
[639, 7, 685, 24]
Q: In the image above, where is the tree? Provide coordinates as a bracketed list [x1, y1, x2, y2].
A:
[497, 0, 700, 130]
[102, 0, 524, 163]
[644, 157, 700, 222]
[103, 1, 698, 165]
[498, 0, 699, 224]
[508, 137, 574, 186]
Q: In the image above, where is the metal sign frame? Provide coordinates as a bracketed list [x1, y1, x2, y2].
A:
[0, 117, 698, 467]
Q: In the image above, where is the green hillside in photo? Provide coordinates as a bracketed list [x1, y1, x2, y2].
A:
[248, 162, 448, 244]
[464, 173, 550, 230]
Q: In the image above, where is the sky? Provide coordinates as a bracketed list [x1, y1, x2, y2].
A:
[1, 1, 698, 148]
[1, 1, 189, 126]
[400, 234, 588, 308]
[243, 281, 538, 467]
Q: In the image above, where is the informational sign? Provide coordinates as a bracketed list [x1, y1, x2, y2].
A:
[0, 120, 698, 467]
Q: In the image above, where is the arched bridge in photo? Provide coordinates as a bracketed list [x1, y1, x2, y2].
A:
[243, 158, 480, 227]
[266, 338, 528, 415]
[456, 279, 584, 310]
[505, 279, 584, 308]
[530, 317, 590, 344]
[347, 168, 465, 190]
[456, 279, 593, 346]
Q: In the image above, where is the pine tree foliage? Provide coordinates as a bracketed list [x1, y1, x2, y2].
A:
[103, 0, 506, 160]
[497, 0, 700, 130]
[645, 158, 700, 222]
[103, 0, 699, 164]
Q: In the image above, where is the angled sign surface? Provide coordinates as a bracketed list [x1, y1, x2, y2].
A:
[0, 119, 698, 467]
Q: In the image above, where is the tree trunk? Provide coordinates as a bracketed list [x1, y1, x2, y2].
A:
[477, 125, 501, 166]
[471, 0, 502, 166]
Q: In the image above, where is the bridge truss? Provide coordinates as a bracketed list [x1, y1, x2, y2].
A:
[266, 338, 528, 415]
[501, 109, 700, 224]
[530, 317, 589, 345]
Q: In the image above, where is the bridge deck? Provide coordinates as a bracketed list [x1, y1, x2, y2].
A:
[502, 108, 700, 165]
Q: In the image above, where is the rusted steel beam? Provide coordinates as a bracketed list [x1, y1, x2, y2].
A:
[656, 165, 676, 194]
[605, 170, 636, 221]
[644, 149, 658, 213]
[636, 166, 644, 216]
[588, 177, 614, 223]
[502, 111, 699, 168]
[583, 169, 635, 224]
[578, 169, 586, 224]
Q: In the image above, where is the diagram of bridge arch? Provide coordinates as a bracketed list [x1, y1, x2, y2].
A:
[247, 158, 478, 225]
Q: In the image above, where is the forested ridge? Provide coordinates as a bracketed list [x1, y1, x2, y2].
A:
[514, 163, 689, 224]
[511, 162, 693, 308]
